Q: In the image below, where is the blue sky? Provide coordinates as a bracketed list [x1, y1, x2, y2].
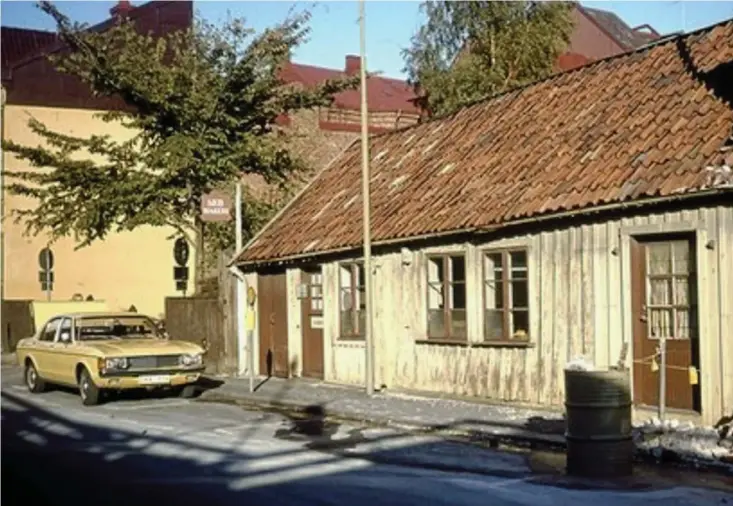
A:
[2, 1, 733, 79]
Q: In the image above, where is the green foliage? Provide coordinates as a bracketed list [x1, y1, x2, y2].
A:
[403, 1, 575, 117]
[2, 2, 358, 256]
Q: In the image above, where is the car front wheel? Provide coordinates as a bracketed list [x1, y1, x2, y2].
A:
[25, 361, 47, 394]
[78, 368, 101, 406]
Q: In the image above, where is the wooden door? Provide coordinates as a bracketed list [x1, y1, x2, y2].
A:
[257, 272, 289, 378]
[631, 235, 700, 412]
[301, 267, 324, 379]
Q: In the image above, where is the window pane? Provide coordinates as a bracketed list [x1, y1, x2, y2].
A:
[450, 256, 465, 282]
[428, 257, 444, 283]
[340, 266, 352, 289]
[451, 282, 466, 309]
[673, 276, 689, 305]
[357, 287, 366, 310]
[647, 243, 672, 275]
[310, 284, 322, 298]
[450, 309, 467, 338]
[340, 311, 354, 336]
[357, 310, 365, 336]
[428, 282, 444, 309]
[484, 310, 504, 340]
[649, 278, 671, 306]
[649, 308, 672, 338]
[511, 280, 528, 309]
[672, 240, 690, 274]
[510, 251, 527, 280]
[511, 310, 530, 339]
[675, 309, 691, 340]
[485, 280, 504, 309]
[486, 253, 503, 276]
[428, 309, 446, 338]
[340, 288, 353, 310]
[357, 265, 365, 289]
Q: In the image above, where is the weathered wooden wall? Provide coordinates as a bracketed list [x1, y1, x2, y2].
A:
[313, 204, 732, 425]
[165, 252, 238, 375]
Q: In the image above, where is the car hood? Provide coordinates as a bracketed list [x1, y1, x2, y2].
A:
[83, 339, 204, 357]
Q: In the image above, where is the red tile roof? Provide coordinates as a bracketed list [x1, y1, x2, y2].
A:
[235, 20, 733, 266]
[280, 59, 421, 114]
[1, 27, 57, 78]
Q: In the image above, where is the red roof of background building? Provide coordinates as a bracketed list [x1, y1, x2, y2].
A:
[1, 26, 58, 79]
[279, 58, 421, 115]
[556, 51, 592, 71]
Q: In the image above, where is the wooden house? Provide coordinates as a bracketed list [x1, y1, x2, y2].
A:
[231, 20, 733, 426]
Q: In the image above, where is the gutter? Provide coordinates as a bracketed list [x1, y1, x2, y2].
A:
[235, 187, 732, 268]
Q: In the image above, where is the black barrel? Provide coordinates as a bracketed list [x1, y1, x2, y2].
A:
[564, 369, 633, 478]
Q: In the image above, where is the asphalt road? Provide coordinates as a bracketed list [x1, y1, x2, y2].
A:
[2, 366, 731, 506]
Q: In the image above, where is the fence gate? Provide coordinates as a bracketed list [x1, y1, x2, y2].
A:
[164, 297, 226, 374]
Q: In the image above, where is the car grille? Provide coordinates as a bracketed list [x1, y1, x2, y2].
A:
[128, 355, 181, 370]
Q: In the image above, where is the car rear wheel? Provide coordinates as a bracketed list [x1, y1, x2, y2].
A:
[78, 368, 101, 406]
[25, 361, 47, 394]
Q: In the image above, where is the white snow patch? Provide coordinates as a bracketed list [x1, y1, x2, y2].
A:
[564, 356, 595, 371]
[632, 416, 733, 471]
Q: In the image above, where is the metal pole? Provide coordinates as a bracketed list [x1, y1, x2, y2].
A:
[1, 86, 5, 352]
[235, 182, 247, 380]
[658, 335, 666, 422]
[359, 0, 375, 396]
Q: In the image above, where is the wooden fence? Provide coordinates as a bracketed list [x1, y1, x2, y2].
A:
[1, 300, 35, 353]
[164, 252, 238, 375]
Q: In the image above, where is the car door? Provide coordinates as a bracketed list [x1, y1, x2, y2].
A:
[33, 317, 62, 381]
[50, 317, 78, 386]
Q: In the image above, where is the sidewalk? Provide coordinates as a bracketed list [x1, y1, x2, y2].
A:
[198, 375, 567, 449]
[198, 375, 733, 473]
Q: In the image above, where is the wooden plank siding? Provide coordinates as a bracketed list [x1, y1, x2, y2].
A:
[308, 205, 732, 424]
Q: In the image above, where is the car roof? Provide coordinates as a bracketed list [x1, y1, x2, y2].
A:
[62, 311, 153, 319]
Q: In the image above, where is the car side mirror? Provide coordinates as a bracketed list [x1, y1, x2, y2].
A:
[59, 331, 71, 344]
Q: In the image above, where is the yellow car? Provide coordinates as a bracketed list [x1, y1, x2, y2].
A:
[16, 312, 206, 406]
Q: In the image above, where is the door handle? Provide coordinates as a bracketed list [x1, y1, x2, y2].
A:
[640, 304, 648, 322]
[270, 313, 275, 325]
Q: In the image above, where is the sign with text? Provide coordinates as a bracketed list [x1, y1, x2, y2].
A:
[200, 191, 232, 222]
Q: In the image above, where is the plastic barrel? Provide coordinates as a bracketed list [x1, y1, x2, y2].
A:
[564, 369, 633, 478]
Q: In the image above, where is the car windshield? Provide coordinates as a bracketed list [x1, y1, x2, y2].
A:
[76, 316, 161, 341]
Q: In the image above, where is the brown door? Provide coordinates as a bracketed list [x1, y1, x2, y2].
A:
[301, 267, 324, 379]
[257, 272, 289, 378]
[631, 235, 700, 412]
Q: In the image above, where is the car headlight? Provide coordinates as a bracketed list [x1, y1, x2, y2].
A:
[103, 357, 129, 370]
[179, 354, 203, 367]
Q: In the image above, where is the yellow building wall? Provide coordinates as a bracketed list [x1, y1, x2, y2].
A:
[2, 105, 196, 318]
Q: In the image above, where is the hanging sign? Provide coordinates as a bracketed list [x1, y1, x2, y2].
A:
[200, 190, 232, 222]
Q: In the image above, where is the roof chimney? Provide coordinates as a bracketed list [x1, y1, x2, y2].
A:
[110, 0, 133, 18]
[345, 54, 361, 76]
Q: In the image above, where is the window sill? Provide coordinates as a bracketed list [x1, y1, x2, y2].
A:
[415, 339, 535, 349]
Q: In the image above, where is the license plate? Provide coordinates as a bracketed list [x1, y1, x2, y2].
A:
[138, 374, 171, 385]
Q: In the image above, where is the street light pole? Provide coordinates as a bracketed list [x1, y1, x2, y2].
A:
[359, 0, 375, 396]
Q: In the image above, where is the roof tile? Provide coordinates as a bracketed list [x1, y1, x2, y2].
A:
[237, 21, 733, 265]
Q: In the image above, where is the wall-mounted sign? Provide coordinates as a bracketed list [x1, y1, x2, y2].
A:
[310, 315, 324, 329]
[173, 237, 189, 266]
[38, 247, 54, 296]
[201, 191, 232, 222]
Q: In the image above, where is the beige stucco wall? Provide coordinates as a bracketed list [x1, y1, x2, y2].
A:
[2, 105, 195, 318]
